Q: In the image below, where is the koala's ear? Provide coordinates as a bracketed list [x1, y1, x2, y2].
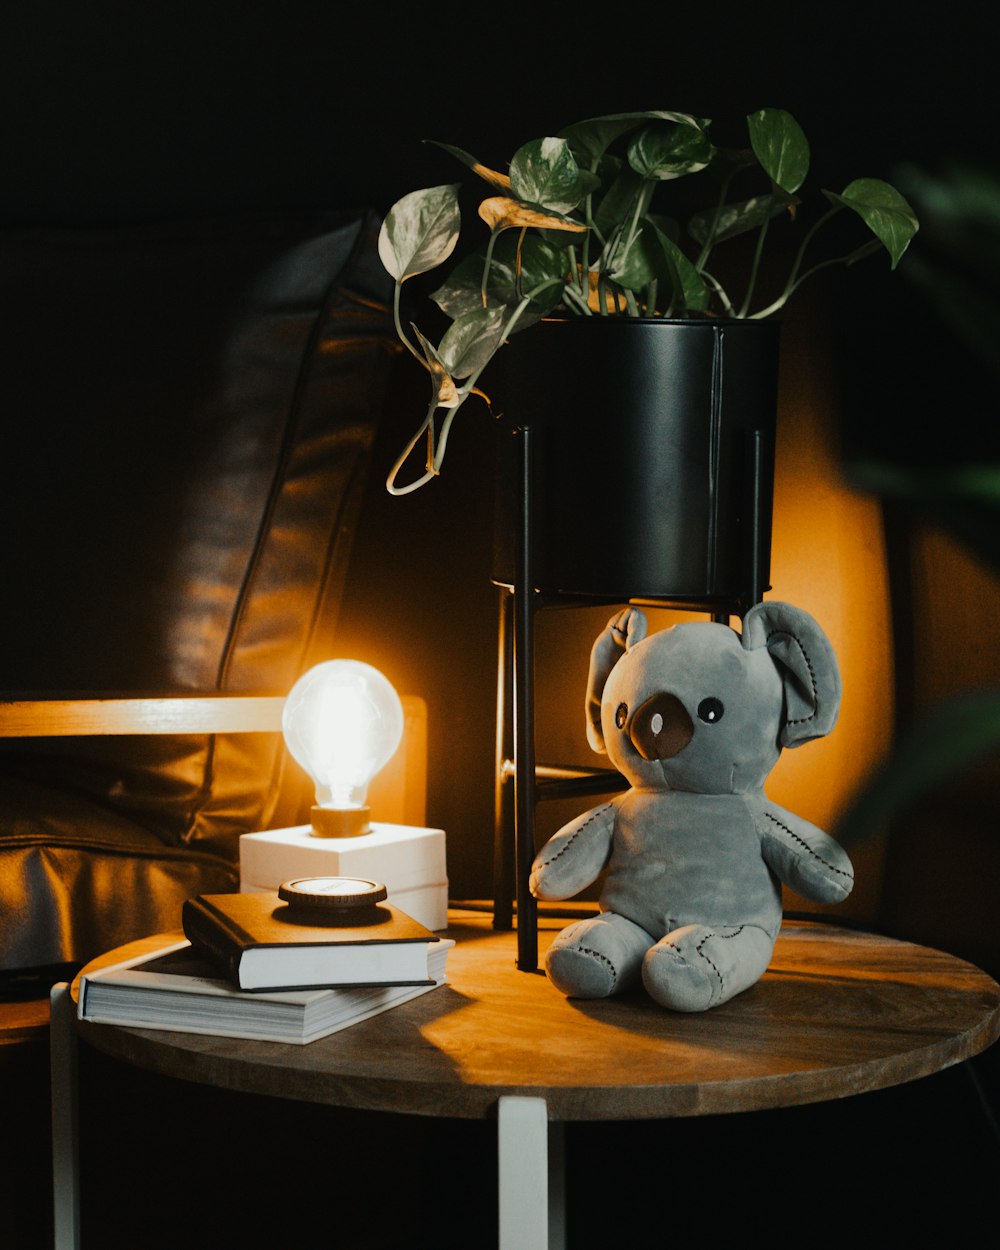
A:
[741, 601, 842, 747]
[585, 608, 648, 753]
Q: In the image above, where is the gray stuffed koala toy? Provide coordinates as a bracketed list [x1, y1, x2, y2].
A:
[530, 601, 854, 1012]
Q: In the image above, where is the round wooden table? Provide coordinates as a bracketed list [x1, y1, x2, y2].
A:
[59, 911, 1000, 1249]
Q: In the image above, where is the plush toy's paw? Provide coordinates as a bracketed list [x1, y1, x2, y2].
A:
[642, 924, 775, 1012]
[545, 913, 653, 999]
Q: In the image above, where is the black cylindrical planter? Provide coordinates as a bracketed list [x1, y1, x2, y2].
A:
[491, 317, 780, 607]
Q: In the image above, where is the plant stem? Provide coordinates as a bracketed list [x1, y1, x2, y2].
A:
[387, 274, 570, 493]
[385, 396, 439, 494]
[481, 230, 501, 308]
[512, 227, 529, 302]
[737, 217, 770, 318]
[392, 283, 425, 366]
[618, 182, 650, 263]
[700, 269, 735, 317]
[694, 172, 734, 272]
[560, 283, 592, 316]
[750, 203, 843, 319]
[430, 294, 536, 471]
[565, 243, 584, 302]
[748, 239, 882, 319]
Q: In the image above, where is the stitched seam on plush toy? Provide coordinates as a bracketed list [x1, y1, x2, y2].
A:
[577, 945, 617, 989]
[766, 628, 818, 725]
[663, 929, 738, 997]
[537, 803, 614, 867]
[763, 812, 853, 880]
[698, 927, 739, 996]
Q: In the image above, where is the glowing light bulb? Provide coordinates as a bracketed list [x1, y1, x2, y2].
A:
[282, 660, 404, 838]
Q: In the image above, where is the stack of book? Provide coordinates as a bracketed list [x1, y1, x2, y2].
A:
[78, 889, 453, 1044]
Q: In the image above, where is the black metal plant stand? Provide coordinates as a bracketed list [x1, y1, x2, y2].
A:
[493, 423, 770, 972]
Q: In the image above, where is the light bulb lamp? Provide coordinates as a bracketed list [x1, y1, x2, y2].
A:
[282, 659, 404, 839]
[239, 659, 449, 931]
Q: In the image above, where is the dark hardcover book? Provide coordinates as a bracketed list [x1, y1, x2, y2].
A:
[182, 891, 443, 992]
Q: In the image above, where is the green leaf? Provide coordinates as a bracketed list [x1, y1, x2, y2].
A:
[687, 188, 799, 246]
[653, 227, 710, 312]
[646, 212, 680, 243]
[561, 110, 709, 167]
[591, 161, 647, 238]
[429, 270, 485, 322]
[608, 219, 708, 313]
[747, 108, 810, 193]
[605, 221, 661, 293]
[836, 688, 1000, 846]
[378, 185, 462, 281]
[437, 306, 508, 379]
[431, 233, 567, 322]
[627, 118, 713, 181]
[485, 232, 572, 312]
[508, 137, 598, 213]
[825, 178, 919, 268]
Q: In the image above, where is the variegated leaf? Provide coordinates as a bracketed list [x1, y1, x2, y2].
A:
[509, 137, 597, 213]
[747, 109, 810, 193]
[379, 185, 462, 281]
[825, 178, 919, 268]
[438, 306, 508, 379]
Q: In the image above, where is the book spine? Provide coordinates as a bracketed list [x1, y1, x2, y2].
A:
[181, 899, 243, 985]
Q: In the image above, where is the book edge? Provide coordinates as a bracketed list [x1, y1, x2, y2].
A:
[79, 972, 449, 1044]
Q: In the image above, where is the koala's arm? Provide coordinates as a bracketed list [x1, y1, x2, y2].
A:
[529, 800, 617, 901]
[755, 802, 855, 904]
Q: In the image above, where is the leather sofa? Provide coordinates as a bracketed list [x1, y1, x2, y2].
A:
[0, 208, 399, 981]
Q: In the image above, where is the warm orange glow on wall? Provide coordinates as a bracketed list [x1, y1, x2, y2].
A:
[764, 306, 895, 924]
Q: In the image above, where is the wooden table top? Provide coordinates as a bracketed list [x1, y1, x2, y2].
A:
[72, 911, 1000, 1122]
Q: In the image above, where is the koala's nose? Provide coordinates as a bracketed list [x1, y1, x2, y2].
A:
[629, 693, 693, 761]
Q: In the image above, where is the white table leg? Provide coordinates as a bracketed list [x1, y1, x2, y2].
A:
[50, 982, 80, 1250]
[497, 1095, 566, 1250]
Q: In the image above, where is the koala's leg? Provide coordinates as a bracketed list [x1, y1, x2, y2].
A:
[642, 924, 775, 1012]
[545, 912, 654, 999]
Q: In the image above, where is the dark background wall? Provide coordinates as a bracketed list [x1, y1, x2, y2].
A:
[1, 3, 993, 226]
[3, 1, 999, 933]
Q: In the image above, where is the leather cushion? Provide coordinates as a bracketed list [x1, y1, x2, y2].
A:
[0, 210, 398, 855]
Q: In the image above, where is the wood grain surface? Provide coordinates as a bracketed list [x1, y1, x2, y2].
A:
[73, 912, 1000, 1121]
[0, 695, 286, 736]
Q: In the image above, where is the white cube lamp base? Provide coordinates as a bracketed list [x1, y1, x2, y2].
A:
[239, 822, 448, 931]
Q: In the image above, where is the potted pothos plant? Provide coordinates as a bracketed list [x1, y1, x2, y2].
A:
[379, 108, 918, 487]
[377, 107, 918, 601]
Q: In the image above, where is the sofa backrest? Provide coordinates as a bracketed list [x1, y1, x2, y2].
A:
[0, 209, 399, 856]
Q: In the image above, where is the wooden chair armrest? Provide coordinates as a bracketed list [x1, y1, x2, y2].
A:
[0, 694, 429, 827]
[0, 695, 287, 737]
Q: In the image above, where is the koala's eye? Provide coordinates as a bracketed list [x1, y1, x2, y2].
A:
[697, 697, 724, 724]
[615, 703, 628, 729]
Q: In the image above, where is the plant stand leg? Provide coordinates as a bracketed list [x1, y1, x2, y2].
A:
[50, 982, 80, 1250]
[493, 586, 515, 931]
[497, 1095, 565, 1250]
[513, 424, 538, 971]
